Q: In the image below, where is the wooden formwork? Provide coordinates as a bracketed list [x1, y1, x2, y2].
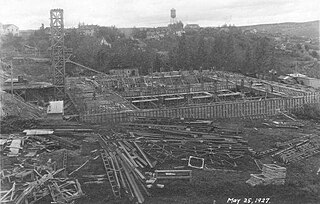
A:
[80, 93, 320, 124]
[119, 83, 237, 97]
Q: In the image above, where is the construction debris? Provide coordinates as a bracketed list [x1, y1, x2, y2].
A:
[119, 118, 252, 170]
[246, 164, 286, 186]
[262, 119, 304, 129]
[188, 156, 205, 169]
[91, 117, 259, 203]
[0, 92, 44, 120]
[271, 135, 320, 164]
[97, 132, 196, 203]
[0, 116, 39, 134]
[154, 170, 192, 181]
[254, 133, 320, 164]
[0, 164, 84, 204]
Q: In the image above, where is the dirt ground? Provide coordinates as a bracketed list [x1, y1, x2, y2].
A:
[66, 116, 320, 204]
[1, 116, 320, 204]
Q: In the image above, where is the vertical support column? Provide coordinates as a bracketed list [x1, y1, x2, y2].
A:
[50, 9, 65, 100]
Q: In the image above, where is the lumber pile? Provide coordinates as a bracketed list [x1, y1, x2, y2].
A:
[246, 164, 286, 187]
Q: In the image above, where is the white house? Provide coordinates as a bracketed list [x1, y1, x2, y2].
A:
[100, 37, 112, 48]
[2, 24, 19, 36]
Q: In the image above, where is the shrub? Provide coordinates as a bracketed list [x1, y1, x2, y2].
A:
[292, 103, 320, 120]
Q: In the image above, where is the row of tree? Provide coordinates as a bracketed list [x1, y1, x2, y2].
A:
[1, 25, 279, 77]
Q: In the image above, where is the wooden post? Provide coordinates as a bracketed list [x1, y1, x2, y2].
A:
[10, 61, 13, 99]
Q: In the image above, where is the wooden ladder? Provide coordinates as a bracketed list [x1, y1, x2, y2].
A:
[101, 150, 121, 198]
[62, 150, 68, 177]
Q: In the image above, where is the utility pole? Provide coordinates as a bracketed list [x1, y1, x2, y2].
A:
[10, 61, 13, 99]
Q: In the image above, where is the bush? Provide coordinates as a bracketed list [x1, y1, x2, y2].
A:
[292, 103, 320, 120]
[310, 50, 319, 59]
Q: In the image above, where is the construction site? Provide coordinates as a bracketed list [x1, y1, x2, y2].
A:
[1, 9, 320, 204]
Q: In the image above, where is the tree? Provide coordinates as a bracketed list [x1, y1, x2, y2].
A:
[177, 34, 190, 70]
[95, 26, 124, 41]
[311, 50, 319, 59]
[254, 37, 274, 74]
[153, 55, 162, 72]
[132, 27, 147, 39]
[74, 36, 100, 69]
[197, 36, 206, 68]
[1, 34, 23, 51]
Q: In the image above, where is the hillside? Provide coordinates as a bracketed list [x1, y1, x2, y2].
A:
[241, 20, 319, 39]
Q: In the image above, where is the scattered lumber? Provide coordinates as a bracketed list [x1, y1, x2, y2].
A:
[272, 135, 320, 164]
[0, 166, 84, 204]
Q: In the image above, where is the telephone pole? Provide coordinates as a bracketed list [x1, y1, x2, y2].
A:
[10, 61, 13, 99]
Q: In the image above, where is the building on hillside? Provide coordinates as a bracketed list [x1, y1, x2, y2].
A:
[295, 75, 320, 88]
[184, 24, 200, 32]
[1, 24, 19, 36]
[118, 28, 134, 38]
[280, 73, 320, 88]
[78, 23, 98, 36]
[243, 29, 257, 35]
[109, 68, 139, 77]
[146, 30, 159, 40]
[100, 37, 112, 47]
[146, 27, 170, 40]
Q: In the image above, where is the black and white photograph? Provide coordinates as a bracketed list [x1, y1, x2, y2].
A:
[0, 0, 319, 203]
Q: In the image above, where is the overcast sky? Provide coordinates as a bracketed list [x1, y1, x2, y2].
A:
[1, 0, 319, 30]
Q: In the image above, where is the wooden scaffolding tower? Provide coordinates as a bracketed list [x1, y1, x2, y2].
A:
[50, 9, 65, 100]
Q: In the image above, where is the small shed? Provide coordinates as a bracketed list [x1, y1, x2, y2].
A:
[299, 77, 320, 88]
[47, 101, 64, 120]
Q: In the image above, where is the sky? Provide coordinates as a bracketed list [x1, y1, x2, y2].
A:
[1, 0, 319, 30]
